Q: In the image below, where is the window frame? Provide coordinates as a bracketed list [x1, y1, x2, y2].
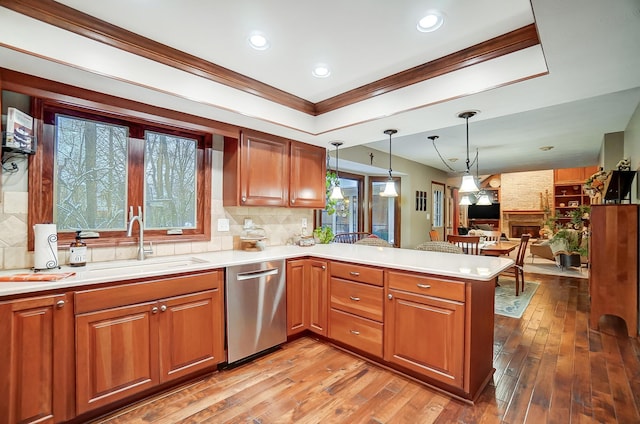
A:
[368, 176, 401, 247]
[28, 98, 213, 250]
[314, 170, 364, 233]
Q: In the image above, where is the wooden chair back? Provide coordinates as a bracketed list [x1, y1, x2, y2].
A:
[333, 232, 370, 244]
[446, 235, 481, 255]
[480, 230, 502, 242]
[429, 230, 440, 241]
[514, 234, 531, 267]
[500, 234, 532, 296]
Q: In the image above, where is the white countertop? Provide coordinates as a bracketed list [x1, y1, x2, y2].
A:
[0, 244, 514, 298]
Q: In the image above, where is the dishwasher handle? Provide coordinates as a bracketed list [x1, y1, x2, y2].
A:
[236, 268, 279, 281]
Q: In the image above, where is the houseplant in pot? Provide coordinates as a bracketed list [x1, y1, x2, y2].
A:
[549, 227, 588, 267]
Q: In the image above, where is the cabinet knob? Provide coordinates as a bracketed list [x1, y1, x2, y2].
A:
[350, 330, 360, 335]
[152, 306, 159, 314]
[56, 300, 65, 308]
[241, 196, 247, 202]
[321, 265, 326, 270]
[417, 283, 431, 289]
[387, 294, 393, 300]
[349, 296, 361, 302]
[160, 304, 167, 312]
[291, 198, 295, 204]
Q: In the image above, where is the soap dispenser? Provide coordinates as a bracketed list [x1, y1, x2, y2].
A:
[69, 230, 87, 267]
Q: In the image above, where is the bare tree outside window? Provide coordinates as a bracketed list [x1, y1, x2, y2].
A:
[54, 115, 128, 231]
[144, 131, 197, 229]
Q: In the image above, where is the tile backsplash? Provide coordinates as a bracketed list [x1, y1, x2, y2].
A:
[0, 190, 313, 270]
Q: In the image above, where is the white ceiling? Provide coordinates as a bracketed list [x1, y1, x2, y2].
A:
[1, 0, 639, 176]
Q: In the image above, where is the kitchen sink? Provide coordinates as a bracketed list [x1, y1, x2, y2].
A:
[86, 256, 210, 276]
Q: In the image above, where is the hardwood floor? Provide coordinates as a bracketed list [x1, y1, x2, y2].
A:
[92, 273, 640, 424]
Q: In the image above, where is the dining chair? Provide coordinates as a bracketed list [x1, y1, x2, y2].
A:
[415, 241, 463, 254]
[500, 234, 531, 296]
[480, 230, 502, 242]
[332, 232, 371, 243]
[446, 235, 481, 255]
[429, 230, 440, 241]
[354, 236, 394, 247]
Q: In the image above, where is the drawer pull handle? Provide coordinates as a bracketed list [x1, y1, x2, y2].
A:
[349, 271, 360, 276]
[349, 296, 361, 301]
[417, 283, 432, 289]
[350, 330, 360, 335]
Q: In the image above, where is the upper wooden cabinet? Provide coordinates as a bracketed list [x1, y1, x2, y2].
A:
[554, 166, 598, 184]
[224, 129, 326, 208]
[0, 293, 74, 424]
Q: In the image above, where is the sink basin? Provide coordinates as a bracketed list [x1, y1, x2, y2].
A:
[86, 257, 210, 276]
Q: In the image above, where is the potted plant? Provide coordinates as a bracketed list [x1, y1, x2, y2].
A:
[313, 226, 334, 244]
[324, 171, 340, 216]
[549, 227, 587, 267]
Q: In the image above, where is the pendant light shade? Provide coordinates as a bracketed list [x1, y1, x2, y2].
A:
[329, 141, 344, 200]
[380, 129, 398, 198]
[458, 111, 480, 193]
[476, 193, 492, 205]
[459, 195, 473, 206]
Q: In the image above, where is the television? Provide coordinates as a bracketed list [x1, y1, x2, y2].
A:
[467, 203, 500, 220]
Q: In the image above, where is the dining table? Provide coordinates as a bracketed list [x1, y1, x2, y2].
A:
[480, 241, 518, 256]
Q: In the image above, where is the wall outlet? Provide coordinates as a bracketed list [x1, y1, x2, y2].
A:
[301, 218, 307, 229]
[217, 218, 230, 232]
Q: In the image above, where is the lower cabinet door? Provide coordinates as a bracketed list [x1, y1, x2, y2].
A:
[329, 308, 383, 358]
[158, 290, 223, 382]
[0, 294, 73, 424]
[384, 289, 465, 388]
[75, 302, 159, 415]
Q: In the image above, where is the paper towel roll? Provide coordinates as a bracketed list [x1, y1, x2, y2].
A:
[34, 224, 59, 270]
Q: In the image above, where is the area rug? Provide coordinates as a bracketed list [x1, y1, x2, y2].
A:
[495, 278, 539, 319]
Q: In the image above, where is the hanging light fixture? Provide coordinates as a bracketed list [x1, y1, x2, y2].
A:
[474, 147, 492, 205]
[380, 129, 399, 197]
[458, 111, 480, 193]
[459, 195, 473, 206]
[329, 141, 344, 200]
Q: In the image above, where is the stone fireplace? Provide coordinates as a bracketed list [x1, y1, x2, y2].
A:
[502, 210, 545, 238]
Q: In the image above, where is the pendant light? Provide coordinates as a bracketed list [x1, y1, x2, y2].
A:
[475, 147, 492, 205]
[458, 111, 480, 193]
[380, 129, 398, 197]
[329, 141, 344, 200]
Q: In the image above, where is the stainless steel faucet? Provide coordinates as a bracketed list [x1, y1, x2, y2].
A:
[127, 206, 153, 260]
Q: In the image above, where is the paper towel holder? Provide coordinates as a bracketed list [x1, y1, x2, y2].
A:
[33, 224, 61, 272]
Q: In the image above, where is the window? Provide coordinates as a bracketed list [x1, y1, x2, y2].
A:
[29, 100, 212, 249]
[315, 172, 364, 235]
[369, 176, 401, 246]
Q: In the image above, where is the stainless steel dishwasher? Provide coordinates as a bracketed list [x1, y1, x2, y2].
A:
[225, 260, 287, 363]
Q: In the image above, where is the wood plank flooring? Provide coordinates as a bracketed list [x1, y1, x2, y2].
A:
[92, 273, 640, 424]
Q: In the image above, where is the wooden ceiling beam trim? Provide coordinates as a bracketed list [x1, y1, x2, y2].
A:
[314, 24, 540, 114]
[0, 0, 316, 115]
[2, 1, 539, 117]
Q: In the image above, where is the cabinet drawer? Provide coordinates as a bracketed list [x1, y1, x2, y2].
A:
[387, 270, 465, 302]
[329, 308, 383, 358]
[330, 262, 383, 286]
[330, 278, 383, 321]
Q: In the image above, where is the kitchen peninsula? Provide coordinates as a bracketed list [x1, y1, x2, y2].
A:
[0, 245, 512, 423]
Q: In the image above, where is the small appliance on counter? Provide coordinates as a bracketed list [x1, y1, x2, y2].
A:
[69, 230, 87, 267]
[239, 226, 267, 251]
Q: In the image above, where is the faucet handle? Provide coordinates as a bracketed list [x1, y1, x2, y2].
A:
[129, 205, 134, 220]
[138, 206, 143, 221]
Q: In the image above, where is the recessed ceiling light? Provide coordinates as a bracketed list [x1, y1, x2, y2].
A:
[312, 64, 331, 78]
[248, 32, 269, 50]
[417, 12, 444, 32]
[539, 146, 554, 151]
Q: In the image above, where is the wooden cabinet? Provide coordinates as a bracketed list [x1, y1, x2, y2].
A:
[384, 270, 495, 400]
[0, 293, 74, 424]
[289, 141, 327, 208]
[74, 271, 224, 415]
[224, 129, 326, 208]
[286, 259, 328, 336]
[384, 272, 465, 387]
[553, 166, 598, 224]
[589, 205, 638, 337]
[328, 261, 384, 358]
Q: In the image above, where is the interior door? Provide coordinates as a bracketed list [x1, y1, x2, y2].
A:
[432, 181, 446, 240]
